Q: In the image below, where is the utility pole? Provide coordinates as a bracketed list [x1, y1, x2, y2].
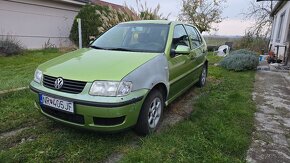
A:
[77, 18, 82, 49]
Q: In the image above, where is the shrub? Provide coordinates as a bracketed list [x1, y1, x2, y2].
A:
[229, 49, 258, 56]
[234, 32, 269, 53]
[70, 5, 135, 47]
[0, 36, 24, 56]
[219, 49, 259, 71]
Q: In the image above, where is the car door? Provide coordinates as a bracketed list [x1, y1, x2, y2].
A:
[168, 24, 194, 101]
[184, 25, 206, 81]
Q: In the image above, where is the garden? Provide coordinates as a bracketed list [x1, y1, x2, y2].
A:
[0, 0, 263, 161]
[0, 50, 257, 162]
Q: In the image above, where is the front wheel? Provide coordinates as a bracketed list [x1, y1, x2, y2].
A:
[197, 64, 207, 87]
[134, 90, 164, 135]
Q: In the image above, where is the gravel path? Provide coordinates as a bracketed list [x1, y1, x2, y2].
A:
[247, 70, 290, 163]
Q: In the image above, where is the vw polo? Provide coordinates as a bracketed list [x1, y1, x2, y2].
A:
[30, 20, 208, 135]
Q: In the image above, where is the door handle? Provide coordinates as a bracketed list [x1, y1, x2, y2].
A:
[190, 55, 196, 60]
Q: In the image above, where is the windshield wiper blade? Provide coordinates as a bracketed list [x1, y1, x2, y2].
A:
[90, 45, 107, 50]
[107, 48, 133, 52]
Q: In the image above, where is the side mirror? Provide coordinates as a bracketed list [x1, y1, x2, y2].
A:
[89, 40, 94, 45]
[175, 45, 190, 54]
[170, 45, 190, 58]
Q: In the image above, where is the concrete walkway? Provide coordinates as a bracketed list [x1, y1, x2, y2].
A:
[247, 67, 290, 162]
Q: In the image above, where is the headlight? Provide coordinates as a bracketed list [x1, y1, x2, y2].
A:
[89, 81, 132, 96]
[34, 69, 43, 84]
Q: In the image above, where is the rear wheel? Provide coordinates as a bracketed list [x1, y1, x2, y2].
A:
[197, 64, 207, 87]
[134, 90, 164, 135]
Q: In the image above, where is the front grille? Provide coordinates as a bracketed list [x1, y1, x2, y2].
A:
[93, 116, 125, 126]
[41, 105, 85, 124]
[43, 75, 86, 94]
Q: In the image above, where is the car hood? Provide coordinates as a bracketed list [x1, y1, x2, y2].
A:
[39, 48, 161, 82]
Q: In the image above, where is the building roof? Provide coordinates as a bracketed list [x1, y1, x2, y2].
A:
[90, 0, 124, 10]
[56, 0, 88, 6]
[270, 1, 288, 17]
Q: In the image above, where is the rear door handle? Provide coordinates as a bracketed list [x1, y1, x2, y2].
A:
[190, 55, 196, 60]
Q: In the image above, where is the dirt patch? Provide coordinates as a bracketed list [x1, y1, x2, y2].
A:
[103, 86, 199, 163]
[158, 86, 198, 132]
[0, 126, 37, 150]
[0, 87, 28, 95]
[0, 127, 30, 139]
[247, 71, 290, 162]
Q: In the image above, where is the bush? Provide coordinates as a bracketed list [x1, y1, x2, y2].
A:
[70, 5, 135, 47]
[0, 36, 24, 56]
[219, 49, 259, 71]
[234, 32, 269, 53]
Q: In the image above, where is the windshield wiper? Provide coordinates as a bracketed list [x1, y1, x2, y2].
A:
[107, 48, 133, 52]
[90, 45, 107, 50]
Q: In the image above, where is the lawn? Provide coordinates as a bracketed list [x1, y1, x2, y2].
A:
[0, 53, 256, 162]
[204, 36, 241, 46]
[0, 49, 62, 91]
[121, 55, 256, 162]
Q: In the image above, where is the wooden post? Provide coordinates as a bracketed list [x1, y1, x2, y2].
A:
[77, 18, 82, 49]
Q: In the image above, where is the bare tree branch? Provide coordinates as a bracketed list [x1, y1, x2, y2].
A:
[242, 1, 276, 37]
[178, 0, 226, 33]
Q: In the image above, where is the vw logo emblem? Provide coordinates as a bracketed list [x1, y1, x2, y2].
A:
[54, 78, 64, 89]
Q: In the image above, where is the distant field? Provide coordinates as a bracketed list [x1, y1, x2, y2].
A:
[203, 36, 242, 46]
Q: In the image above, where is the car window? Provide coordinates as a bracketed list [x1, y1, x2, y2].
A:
[185, 25, 202, 49]
[171, 25, 190, 49]
[92, 24, 169, 53]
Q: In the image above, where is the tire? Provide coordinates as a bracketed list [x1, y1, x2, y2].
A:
[134, 89, 164, 135]
[197, 64, 207, 87]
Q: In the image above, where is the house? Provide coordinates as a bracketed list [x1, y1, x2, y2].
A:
[0, 0, 128, 49]
[269, 1, 290, 65]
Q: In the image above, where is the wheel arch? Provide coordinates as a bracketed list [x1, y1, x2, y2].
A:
[150, 82, 168, 102]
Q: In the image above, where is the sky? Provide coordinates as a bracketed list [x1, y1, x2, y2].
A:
[103, 0, 256, 36]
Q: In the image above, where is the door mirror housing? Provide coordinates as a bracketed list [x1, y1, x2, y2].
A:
[170, 45, 190, 58]
[175, 45, 190, 55]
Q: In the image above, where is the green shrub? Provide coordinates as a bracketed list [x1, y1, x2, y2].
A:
[229, 49, 258, 56]
[219, 49, 259, 71]
[234, 32, 268, 53]
[0, 36, 24, 56]
[70, 5, 135, 47]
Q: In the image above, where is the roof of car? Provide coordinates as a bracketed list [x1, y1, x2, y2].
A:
[121, 20, 184, 25]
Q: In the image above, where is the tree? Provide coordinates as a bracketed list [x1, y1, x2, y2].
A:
[70, 5, 135, 47]
[178, 0, 226, 33]
[96, 6, 135, 33]
[125, 0, 170, 20]
[243, 1, 276, 37]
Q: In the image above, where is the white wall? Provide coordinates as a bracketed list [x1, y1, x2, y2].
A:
[270, 2, 290, 59]
[0, 0, 83, 49]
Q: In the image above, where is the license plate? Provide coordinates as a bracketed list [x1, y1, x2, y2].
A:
[40, 94, 74, 113]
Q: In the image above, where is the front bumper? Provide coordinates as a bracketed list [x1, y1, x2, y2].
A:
[30, 81, 148, 132]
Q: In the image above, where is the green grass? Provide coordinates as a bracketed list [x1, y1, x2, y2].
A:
[0, 90, 135, 162]
[0, 90, 41, 132]
[120, 54, 256, 162]
[0, 49, 62, 91]
[204, 36, 241, 46]
[0, 53, 256, 162]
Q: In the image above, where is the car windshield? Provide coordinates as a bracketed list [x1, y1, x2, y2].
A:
[91, 23, 169, 53]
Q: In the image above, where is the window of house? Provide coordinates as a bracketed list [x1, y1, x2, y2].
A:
[270, 17, 276, 41]
[276, 11, 286, 42]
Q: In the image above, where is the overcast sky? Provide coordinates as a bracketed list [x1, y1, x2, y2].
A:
[103, 0, 256, 36]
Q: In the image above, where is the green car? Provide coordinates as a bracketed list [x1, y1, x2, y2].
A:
[30, 20, 208, 135]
